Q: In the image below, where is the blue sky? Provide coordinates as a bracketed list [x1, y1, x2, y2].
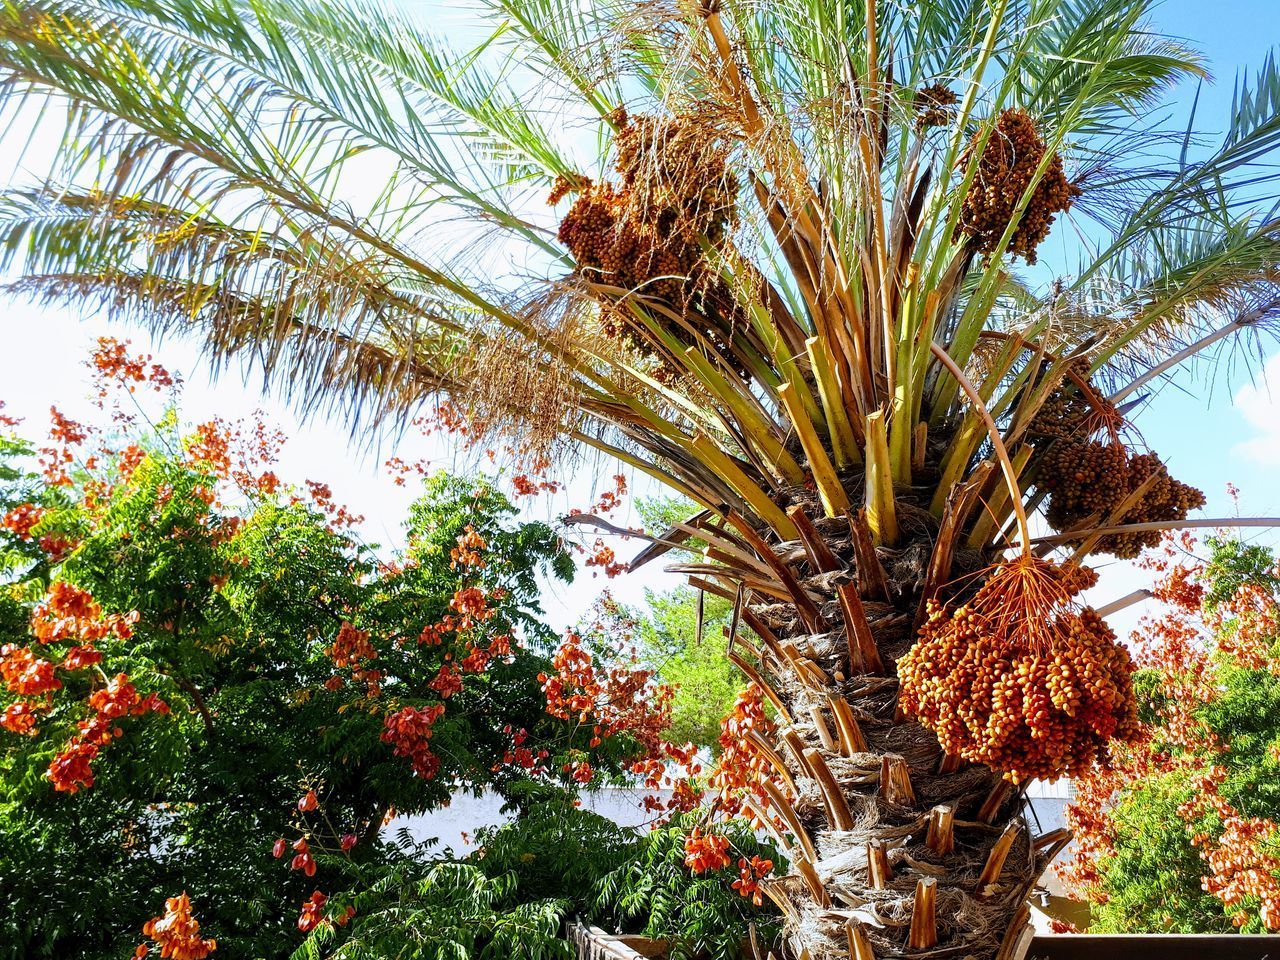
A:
[0, 0, 1277, 634]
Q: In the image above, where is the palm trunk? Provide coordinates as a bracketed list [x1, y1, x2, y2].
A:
[723, 481, 1062, 960]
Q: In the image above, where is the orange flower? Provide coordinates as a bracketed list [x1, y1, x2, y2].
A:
[139, 892, 217, 960]
[683, 828, 731, 873]
[296, 891, 328, 932]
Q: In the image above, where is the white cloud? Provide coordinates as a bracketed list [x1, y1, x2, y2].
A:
[1232, 351, 1280, 465]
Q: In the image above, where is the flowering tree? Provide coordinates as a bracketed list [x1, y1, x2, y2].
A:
[4, 0, 1280, 954]
[1064, 533, 1280, 933]
[0, 343, 650, 959]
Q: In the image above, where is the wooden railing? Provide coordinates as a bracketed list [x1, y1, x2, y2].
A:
[569, 922, 1280, 960]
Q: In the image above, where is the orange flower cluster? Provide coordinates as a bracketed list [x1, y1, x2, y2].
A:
[450, 525, 487, 570]
[539, 618, 697, 802]
[449, 586, 498, 631]
[295, 890, 352, 933]
[381, 704, 446, 780]
[429, 662, 464, 698]
[1205, 577, 1280, 674]
[326, 622, 376, 669]
[955, 108, 1080, 263]
[2, 584, 144, 737]
[414, 592, 497, 648]
[48, 672, 170, 793]
[90, 337, 176, 401]
[584, 538, 626, 578]
[137, 892, 216, 960]
[1064, 538, 1280, 930]
[510, 473, 561, 497]
[899, 564, 1140, 782]
[500, 724, 551, 775]
[1182, 770, 1280, 929]
[683, 827, 731, 872]
[705, 683, 778, 817]
[2, 502, 45, 540]
[0, 644, 61, 698]
[540, 631, 673, 755]
[39, 407, 92, 486]
[284, 836, 317, 876]
[591, 474, 628, 515]
[32, 581, 137, 645]
[732, 855, 774, 906]
[324, 621, 384, 696]
[633, 738, 704, 817]
[1, 701, 39, 735]
[302, 480, 364, 531]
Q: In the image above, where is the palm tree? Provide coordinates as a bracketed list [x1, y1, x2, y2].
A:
[2, 0, 1280, 955]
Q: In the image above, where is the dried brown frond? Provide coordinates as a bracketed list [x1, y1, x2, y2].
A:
[449, 287, 594, 459]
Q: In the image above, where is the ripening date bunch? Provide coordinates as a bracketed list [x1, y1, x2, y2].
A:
[554, 110, 744, 374]
[899, 599, 1140, 783]
[955, 108, 1081, 263]
[1038, 440, 1205, 558]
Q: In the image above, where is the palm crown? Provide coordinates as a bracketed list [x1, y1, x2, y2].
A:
[2, 0, 1280, 956]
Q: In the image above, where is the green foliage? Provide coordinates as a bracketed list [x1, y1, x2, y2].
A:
[298, 790, 783, 960]
[629, 587, 743, 752]
[292, 858, 573, 960]
[593, 814, 784, 960]
[1202, 535, 1280, 610]
[1088, 771, 1232, 933]
[1081, 537, 1280, 933]
[465, 783, 634, 905]
[620, 496, 744, 752]
[0, 404, 618, 959]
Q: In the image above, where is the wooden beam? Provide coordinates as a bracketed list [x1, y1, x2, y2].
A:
[994, 904, 1033, 960]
